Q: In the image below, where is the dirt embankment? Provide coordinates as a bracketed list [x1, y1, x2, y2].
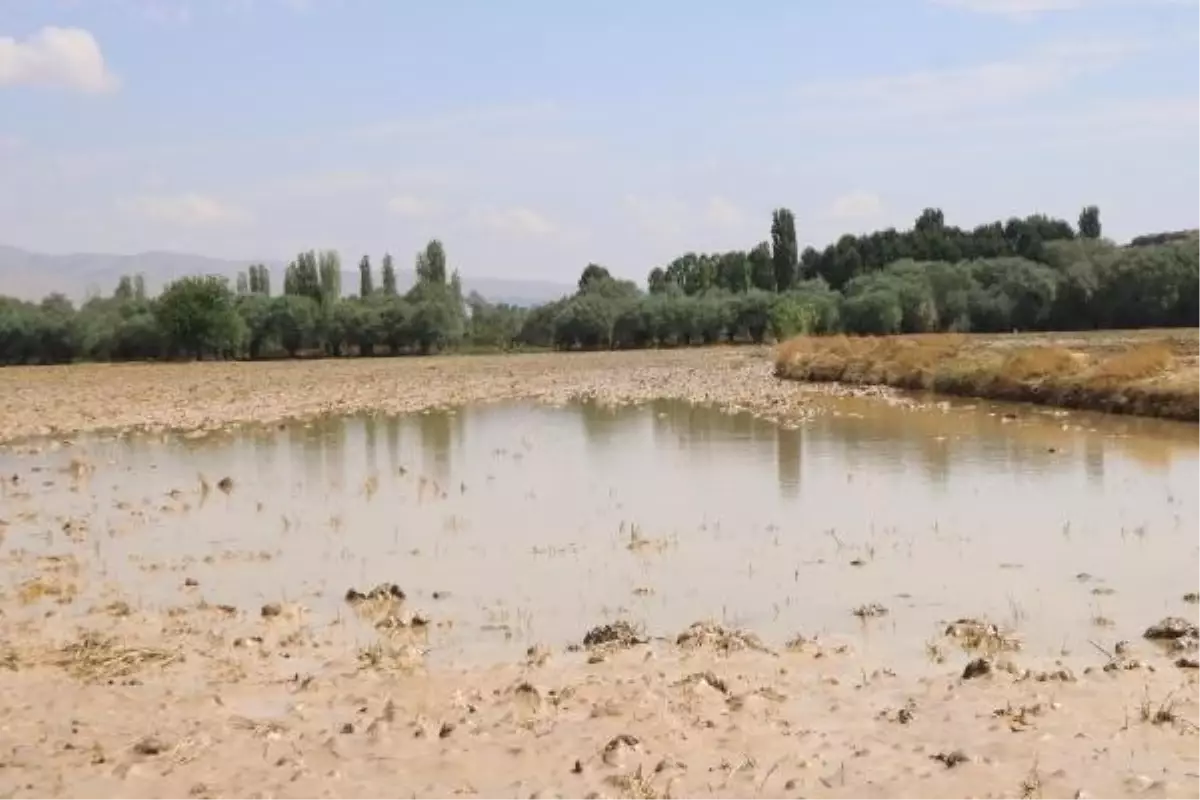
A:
[0, 348, 811, 444]
[775, 330, 1200, 422]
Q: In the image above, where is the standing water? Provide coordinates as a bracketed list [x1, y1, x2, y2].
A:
[1, 394, 1196, 671]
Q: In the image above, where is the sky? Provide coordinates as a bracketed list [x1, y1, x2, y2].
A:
[0, 0, 1197, 285]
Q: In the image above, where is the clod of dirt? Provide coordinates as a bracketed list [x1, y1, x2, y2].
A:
[1144, 617, 1199, 640]
[438, 721, 455, 739]
[852, 602, 888, 619]
[1184, 592, 1199, 604]
[216, 477, 234, 494]
[676, 621, 770, 654]
[260, 603, 282, 618]
[932, 749, 969, 768]
[1144, 617, 1200, 654]
[944, 618, 1021, 653]
[673, 670, 729, 695]
[1175, 657, 1199, 669]
[133, 736, 168, 756]
[582, 621, 646, 650]
[962, 657, 992, 680]
[339, 722, 354, 734]
[601, 733, 641, 767]
[183, 577, 199, 588]
[345, 584, 406, 604]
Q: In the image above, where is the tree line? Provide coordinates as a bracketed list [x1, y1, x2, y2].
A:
[0, 204, 1196, 365]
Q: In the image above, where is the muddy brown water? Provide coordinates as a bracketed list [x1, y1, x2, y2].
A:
[1, 394, 1196, 672]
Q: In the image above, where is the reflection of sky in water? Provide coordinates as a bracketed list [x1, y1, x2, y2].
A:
[1, 398, 1196, 671]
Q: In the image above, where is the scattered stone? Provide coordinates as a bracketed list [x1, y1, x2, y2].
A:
[216, 477, 234, 494]
[962, 658, 992, 680]
[260, 602, 282, 618]
[183, 577, 199, 588]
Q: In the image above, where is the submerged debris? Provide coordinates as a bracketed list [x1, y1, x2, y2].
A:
[944, 618, 1021, 653]
[852, 602, 889, 619]
[345, 584, 406, 604]
[582, 621, 646, 650]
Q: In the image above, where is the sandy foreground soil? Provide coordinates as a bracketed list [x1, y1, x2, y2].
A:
[0, 348, 1197, 798]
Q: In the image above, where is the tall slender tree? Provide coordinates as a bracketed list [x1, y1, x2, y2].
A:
[381, 253, 398, 296]
[1078, 205, 1102, 239]
[771, 208, 799, 291]
[359, 255, 374, 297]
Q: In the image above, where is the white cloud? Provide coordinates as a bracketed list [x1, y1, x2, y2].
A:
[828, 191, 884, 221]
[930, 0, 1194, 18]
[474, 206, 557, 238]
[623, 194, 688, 241]
[118, 193, 251, 226]
[704, 196, 746, 229]
[795, 37, 1143, 118]
[386, 194, 437, 218]
[0, 27, 119, 93]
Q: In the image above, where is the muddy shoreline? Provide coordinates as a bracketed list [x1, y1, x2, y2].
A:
[0, 348, 840, 445]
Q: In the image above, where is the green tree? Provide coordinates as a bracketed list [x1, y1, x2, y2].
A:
[381, 253, 398, 296]
[578, 263, 613, 293]
[771, 208, 799, 291]
[318, 249, 341, 305]
[359, 255, 374, 297]
[416, 239, 448, 285]
[155, 276, 243, 359]
[1078, 205, 1102, 239]
[749, 242, 775, 292]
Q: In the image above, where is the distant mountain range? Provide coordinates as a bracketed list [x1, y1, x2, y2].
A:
[0, 245, 574, 308]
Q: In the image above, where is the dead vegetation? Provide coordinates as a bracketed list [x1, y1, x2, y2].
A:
[774, 331, 1199, 421]
[48, 632, 181, 682]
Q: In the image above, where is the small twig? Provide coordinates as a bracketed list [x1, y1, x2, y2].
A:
[1087, 639, 1113, 661]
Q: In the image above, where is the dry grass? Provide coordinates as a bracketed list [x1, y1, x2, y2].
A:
[775, 330, 1199, 421]
[49, 632, 181, 682]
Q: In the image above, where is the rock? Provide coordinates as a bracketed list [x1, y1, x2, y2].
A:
[216, 477, 234, 493]
[962, 658, 992, 680]
[1184, 592, 1199, 604]
[438, 722, 455, 739]
[183, 577, 199, 587]
[601, 734, 640, 767]
[1175, 657, 1199, 669]
[339, 723, 354, 735]
[261, 602, 282, 618]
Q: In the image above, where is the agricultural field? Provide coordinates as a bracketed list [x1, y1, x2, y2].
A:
[0, 347, 1196, 797]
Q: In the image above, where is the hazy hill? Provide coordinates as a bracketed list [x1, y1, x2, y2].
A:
[0, 245, 573, 307]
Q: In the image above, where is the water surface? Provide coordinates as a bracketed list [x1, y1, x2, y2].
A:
[2, 394, 1196, 670]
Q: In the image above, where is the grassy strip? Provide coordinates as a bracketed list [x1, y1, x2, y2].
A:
[774, 331, 1199, 421]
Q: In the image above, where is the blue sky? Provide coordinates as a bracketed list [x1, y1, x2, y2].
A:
[0, 0, 1197, 284]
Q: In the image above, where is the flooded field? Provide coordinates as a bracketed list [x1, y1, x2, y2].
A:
[3, 395, 1196, 670]
[0, 351, 1197, 798]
